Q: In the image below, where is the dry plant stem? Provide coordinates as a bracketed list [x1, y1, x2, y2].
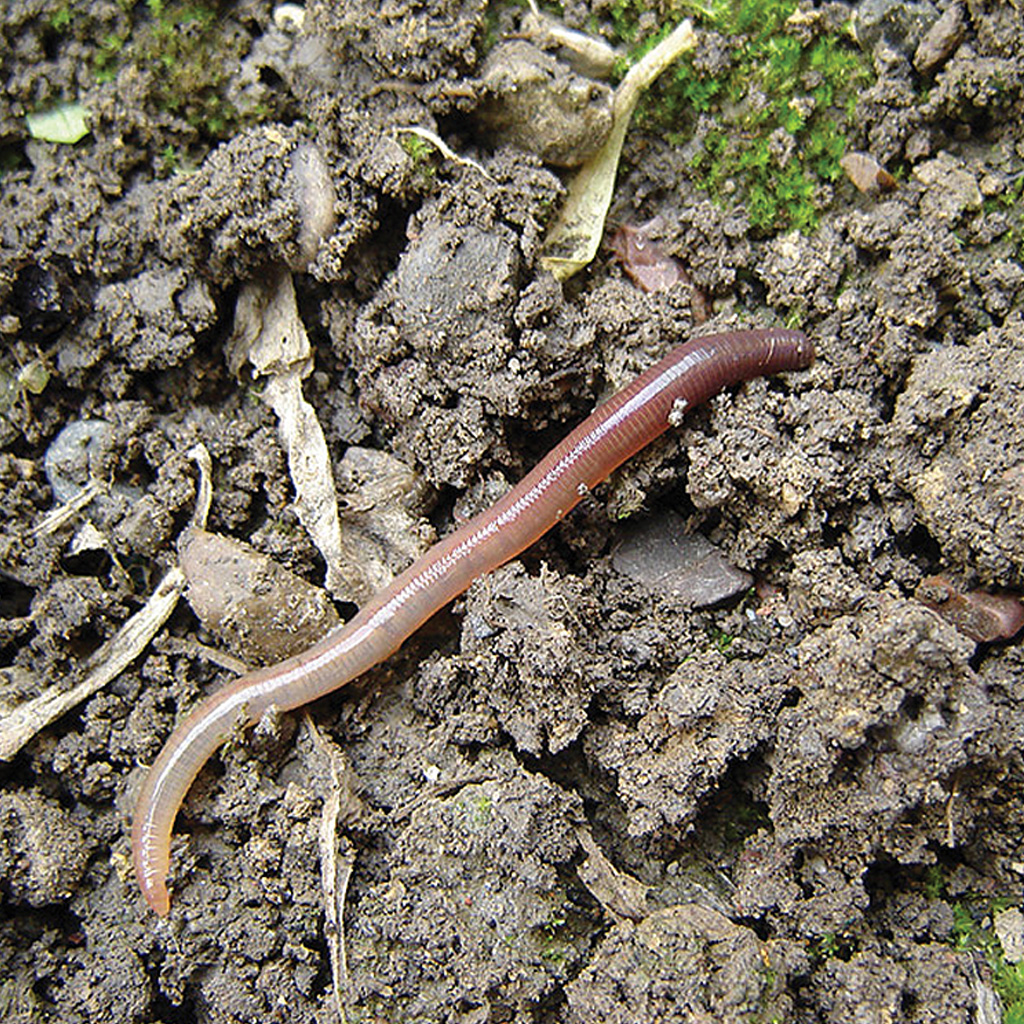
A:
[2, 445, 216, 760]
[394, 125, 493, 178]
[308, 717, 361, 1023]
[1, 568, 186, 762]
[132, 327, 813, 916]
[29, 479, 104, 537]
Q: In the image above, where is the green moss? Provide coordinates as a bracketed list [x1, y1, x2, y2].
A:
[998, 961, 1024, 1008]
[49, 5, 72, 31]
[536, 909, 571, 965]
[94, 30, 129, 83]
[808, 930, 853, 966]
[141, 1, 245, 137]
[609, 5, 694, 71]
[622, 0, 872, 233]
[609, 0, 652, 46]
[923, 863, 946, 900]
[91, 0, 255, 145]
[708, 625, 737, 658]
[157, 143, 179, 175]
[939, 891, 1024, 1024]
[398, 131, 439, 190]
[452, 791, 493, 830]
[987, 175, 1024, 264]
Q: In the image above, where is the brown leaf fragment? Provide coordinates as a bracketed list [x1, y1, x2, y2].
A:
[915, 575, 1024, 643]
[575, 825, 649, 922]
[840, 151, 897, 194]
[608, 217, 688, 294]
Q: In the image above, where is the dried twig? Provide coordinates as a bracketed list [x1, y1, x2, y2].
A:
[0, 567, 185, 761]
[306, 716, 366, 1022]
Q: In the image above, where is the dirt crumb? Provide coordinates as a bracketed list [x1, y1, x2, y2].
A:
[565, 904, 804, 1023]
[0, 790, 91, 907]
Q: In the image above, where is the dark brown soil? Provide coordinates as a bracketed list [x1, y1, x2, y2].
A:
[2, 1, 1023, 1022]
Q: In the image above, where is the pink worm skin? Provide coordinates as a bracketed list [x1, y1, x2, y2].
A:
[132, 327, 813, 916]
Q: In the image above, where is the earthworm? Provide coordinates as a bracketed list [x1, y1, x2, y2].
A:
[132, 326, 813, 915]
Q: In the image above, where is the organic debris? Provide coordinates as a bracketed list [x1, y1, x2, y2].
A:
[179, 527, 341, 665]
[541, 19, 697, 280]
[0, 568, 185, 762]
[520, 0, 620, 79]
[26, 102, 90, 144]
[228, 268, 347, 598]
[608, 217, 688, 293]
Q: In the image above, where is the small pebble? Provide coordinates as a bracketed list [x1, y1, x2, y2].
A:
[43, 419, 112, 502]
[273, 3, 305, 32]
[913, 1, 964, 74]
[995, 907, 1024, 963]
[612, 511, 752, 608]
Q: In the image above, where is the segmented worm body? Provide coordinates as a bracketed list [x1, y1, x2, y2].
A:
[133, 327, 813, 915]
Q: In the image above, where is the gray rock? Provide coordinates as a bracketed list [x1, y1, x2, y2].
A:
[854, 0, 940, 57]
[913, 1, 965, 74]
[612, 510, 753, 608]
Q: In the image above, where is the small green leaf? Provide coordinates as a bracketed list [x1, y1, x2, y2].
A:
[26, 102, 90, 144]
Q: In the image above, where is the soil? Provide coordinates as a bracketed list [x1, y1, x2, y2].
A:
[1, 1, 1023, 1022]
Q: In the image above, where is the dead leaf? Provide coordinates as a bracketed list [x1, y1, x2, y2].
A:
[542, 20, 697, 281]
[228, 267, 346, 597]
